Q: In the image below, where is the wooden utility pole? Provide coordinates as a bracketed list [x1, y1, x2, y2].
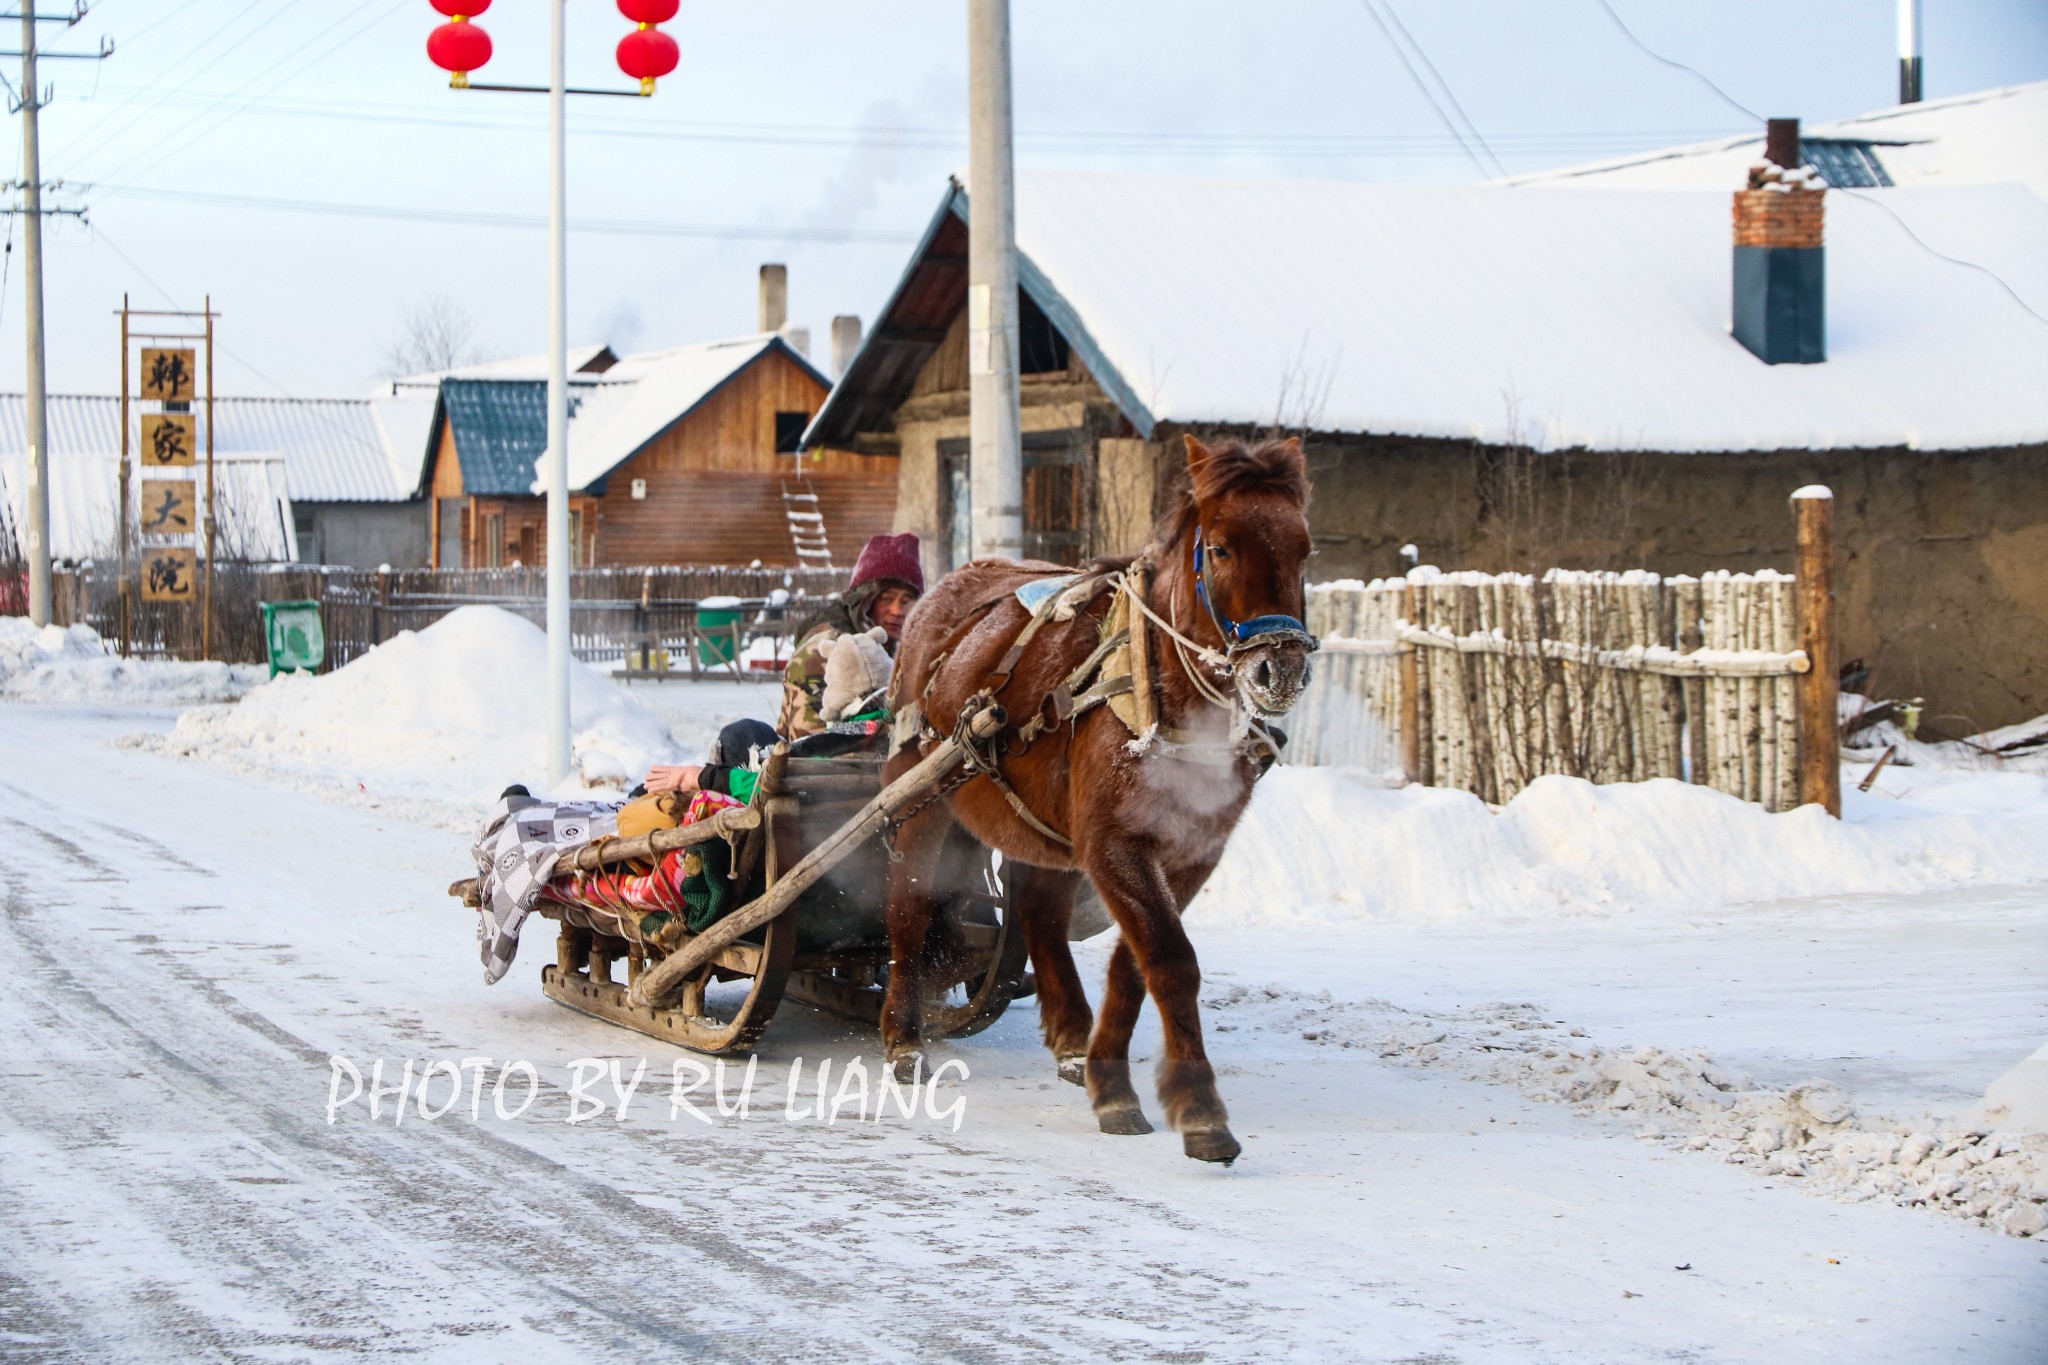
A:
[1793, 486, 1841, 815]
[19, 0, 49, 624]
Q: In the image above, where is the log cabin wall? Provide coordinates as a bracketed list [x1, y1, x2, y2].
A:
[885, 305, 1128, 585]
[593, 347, 895, 567]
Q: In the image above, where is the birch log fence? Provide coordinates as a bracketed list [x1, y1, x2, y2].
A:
[1288, 491, 1842, 814]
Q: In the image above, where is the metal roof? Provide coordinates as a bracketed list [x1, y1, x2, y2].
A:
[0, 392, 410, 503]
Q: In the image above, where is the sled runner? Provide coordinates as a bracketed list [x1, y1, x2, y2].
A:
[450, 699, 1029, 1054]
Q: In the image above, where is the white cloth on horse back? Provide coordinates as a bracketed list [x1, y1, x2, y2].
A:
[470, 794, 619, 984]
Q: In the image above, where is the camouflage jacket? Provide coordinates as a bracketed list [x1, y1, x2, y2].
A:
[776, 624, 840, 739]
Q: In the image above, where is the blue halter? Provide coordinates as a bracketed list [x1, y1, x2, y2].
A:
[1191, 534, 1320, 658]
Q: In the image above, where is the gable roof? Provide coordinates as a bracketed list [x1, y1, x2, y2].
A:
[0, 392, 414, 502]
[810, 168, 2048, 455]
[433, 333, 827, 497]
[1508, 80, 2048, 201]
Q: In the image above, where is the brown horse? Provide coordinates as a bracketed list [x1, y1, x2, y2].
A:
[879, 434, 1315, 1163]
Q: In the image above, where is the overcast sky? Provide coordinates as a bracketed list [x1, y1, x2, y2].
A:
[4, 0, 2043, 398]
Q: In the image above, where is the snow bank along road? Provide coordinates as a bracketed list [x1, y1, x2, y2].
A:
[1, 708, 2043, 1362]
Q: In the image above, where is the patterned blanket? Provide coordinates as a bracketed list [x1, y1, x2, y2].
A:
[470, 795, 619, 984]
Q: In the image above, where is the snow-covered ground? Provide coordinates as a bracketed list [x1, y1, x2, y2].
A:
[3, 611, 2045, 1360]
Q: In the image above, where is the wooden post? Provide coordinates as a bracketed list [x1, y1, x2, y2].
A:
[1398, 581, 1420, 784]
[1793, 486, 1841, 816]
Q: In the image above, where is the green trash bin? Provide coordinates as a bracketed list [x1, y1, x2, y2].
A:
[261, 599, 326, 678]
[694, 596, 742, 669]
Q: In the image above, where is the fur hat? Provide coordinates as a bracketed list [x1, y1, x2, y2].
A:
[821, 626, 894, 722]
[849, 532, 924, 596]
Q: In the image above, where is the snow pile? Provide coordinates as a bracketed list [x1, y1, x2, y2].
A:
[147, 606, 682, 808]
[0, 615, 263, 704]
[1192, 766, 2048, 928]
[1207, 984, 2048, 1238]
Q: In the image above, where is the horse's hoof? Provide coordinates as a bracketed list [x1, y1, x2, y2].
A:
[889, 1050, 925, 1085]
[1096, 1103, 1155, 1136]
[1183, 1128, 1241, 1165]
[1057, 1054, 1087, 1087]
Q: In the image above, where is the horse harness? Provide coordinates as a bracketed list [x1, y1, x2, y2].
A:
[885, 552, 1315, 852]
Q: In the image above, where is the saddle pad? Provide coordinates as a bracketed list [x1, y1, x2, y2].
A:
[1013, 573, 1079, 614]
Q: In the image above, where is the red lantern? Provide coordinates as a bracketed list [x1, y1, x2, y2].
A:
[427, 20, 492, 86]
[616, 26, 678, 94]
[430, 0, 489, 15]
[617, 0, 678, 21]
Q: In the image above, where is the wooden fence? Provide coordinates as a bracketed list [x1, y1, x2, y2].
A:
[49, 561, 853, 672]
[1290, 568, 1820, 809]
[1288, 492, 1842, 813]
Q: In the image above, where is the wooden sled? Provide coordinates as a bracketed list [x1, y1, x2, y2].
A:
[451, 701, 1030, 1054]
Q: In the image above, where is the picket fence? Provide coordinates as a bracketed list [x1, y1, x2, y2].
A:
[1288, 568, 1822, 811]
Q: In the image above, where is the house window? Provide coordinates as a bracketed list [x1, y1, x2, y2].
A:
[775, 411, 808, 454]
[484, 513, 504, 567]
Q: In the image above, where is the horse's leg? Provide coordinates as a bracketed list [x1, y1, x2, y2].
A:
[1087, 844, 1238, 1163]
[1008, 863, 1093, 1085]
[1084, 934, 1153, 1135]
[878, 803, 950, 1083]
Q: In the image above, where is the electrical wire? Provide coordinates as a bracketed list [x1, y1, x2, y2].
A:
[1355, 0, 1493, 180]
[92, 181, 918, 244]
[1374, 0, 1508, 179]
[58, 0, 309, 172]
[86, 0, 402, 189]
[1832, 188, 2048, 328]
[1590, 0, 1766, 125]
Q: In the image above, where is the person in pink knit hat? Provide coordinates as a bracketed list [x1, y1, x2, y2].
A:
[642, 534, 924, 796]
[774, 532, 924, 738]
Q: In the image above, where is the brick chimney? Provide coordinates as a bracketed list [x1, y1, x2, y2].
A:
[1732, 118, 1826, 365]
[758, 263, 788, 334]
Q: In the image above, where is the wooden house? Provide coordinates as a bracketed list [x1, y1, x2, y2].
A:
[421, 334, 896, 569]
[807, 147, 2048, 731]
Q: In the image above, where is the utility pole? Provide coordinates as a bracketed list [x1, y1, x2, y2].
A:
[1897, 0, 1922, 104]
[966, 0, 1023, 562]
[19, 0, 48, 624]
[544, 0, 570, 785]
[6, 0, 101, 625]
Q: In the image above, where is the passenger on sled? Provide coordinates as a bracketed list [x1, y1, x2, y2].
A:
[638, 532, 925, 804]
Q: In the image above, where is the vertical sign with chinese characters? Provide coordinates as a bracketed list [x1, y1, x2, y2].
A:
[137, 347, 201, 601]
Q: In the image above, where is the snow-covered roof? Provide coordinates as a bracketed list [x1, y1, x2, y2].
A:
[0, 393, 415, 503]
[0, 450, 295, 562]
[388, 344, 620, 389]
[1510, 81, 2048, 201]
[816, 170, 2048, 454]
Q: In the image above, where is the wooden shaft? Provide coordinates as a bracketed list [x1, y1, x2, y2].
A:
[558, 803, 761, 874]
[1793, 487, 1842, 816]
[628, 703, 1004, 1008]
[1127, 564, 1156, 734]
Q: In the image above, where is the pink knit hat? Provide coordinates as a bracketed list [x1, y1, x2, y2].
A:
[849, 532, 924, 595]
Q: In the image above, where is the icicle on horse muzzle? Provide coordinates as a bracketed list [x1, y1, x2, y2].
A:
[1191, 535, 1318, 717]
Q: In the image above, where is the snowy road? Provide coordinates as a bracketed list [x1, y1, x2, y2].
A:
[2, 707, 2044, 1362]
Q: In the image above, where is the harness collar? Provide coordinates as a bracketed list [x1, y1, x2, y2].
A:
[1191, 532, 1320, 658]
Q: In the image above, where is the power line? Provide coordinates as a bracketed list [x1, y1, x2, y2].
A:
[92, 180, 918, 244]
[1374, 0, 1508, 179]
[1590, 0, 1766, 126]
[1356, 0, 1492, 180]
[87, 0, 402, 188]
[57, 0, 306, 172]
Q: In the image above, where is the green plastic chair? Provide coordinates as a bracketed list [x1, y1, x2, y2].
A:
[261, 599, 326, 677]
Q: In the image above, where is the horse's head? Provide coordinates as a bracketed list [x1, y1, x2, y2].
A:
[1178, 433, 1317, 717]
